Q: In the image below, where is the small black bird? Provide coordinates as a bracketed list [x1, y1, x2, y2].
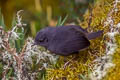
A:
[34, 25, 103, 56]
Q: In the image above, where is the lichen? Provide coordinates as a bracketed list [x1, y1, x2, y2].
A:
[103, 35, 120, 80]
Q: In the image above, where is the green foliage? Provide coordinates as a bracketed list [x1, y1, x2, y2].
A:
[10, 15, 25, 52]
[6, 68, 14, 79]
[37, 69, 46, 80]
[15, 33, 25, 52]
[79, 74, 88, 80]
[56, 15, 68, 26]
[0, 9, 5, 29]
[0, 0, 96, 34]
[0, 62, 3, 79]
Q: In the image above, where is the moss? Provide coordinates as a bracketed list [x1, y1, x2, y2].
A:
[81, 0, 112, 30]
[103, 35, 120, 80]
[45, 0, 120, 80]
[45, 50, 94, 80]
[103, 49, 120, 80]
[103, 0, 120, 79]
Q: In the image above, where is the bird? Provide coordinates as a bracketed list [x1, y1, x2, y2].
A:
[34, 25, 103, 56]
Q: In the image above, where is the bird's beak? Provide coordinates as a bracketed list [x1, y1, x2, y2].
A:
[32, 42, 37, 46]
[33, 42, 37, 45]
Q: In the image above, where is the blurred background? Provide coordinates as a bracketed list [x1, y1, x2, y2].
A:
[0, 0, 95, 37]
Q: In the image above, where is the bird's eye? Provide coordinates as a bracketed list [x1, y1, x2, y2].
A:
[38, 37, 48, 42]
[39, 39, 44, 42]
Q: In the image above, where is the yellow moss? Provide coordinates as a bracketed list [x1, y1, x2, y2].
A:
[81, 0, 112, 31]
[103, 35, 120, 80]
[103, 0, 120, 79]
[104, 50, 120, 80]
[46, 51, 93, 80]
[45, 0, 120, 80]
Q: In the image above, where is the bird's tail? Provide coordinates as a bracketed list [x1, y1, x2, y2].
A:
[87, 30, 103, 40]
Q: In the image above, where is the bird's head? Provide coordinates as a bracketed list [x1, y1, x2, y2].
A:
[34, 27, 51, 47]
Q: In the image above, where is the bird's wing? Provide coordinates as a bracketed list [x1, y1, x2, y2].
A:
[48, 26, 90, 56]
[57, 36, 90, 55]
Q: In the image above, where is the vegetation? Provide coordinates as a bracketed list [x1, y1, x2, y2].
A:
[0, 0, 120, 80]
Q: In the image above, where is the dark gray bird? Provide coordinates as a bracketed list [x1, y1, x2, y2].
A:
[34, 25, 103, 56]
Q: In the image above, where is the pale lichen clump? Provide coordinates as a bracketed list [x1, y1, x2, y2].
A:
[0, 10, 58, 80]
[90, 22, 120, 80]
[90, 0, 120, 80]
[103, 37, 120, 80]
